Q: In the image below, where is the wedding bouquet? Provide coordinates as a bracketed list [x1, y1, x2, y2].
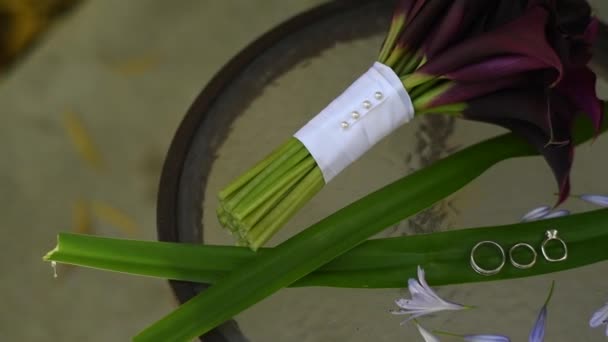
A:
[44, 1, 608, 341]
[218, 0, 602, 250]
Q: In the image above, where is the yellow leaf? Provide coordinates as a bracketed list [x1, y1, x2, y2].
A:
[92, 201, 139, 237]
[62, 111, 105, 172]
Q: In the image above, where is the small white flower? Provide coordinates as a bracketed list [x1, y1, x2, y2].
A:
[589, 302, 608, 336]
[521, 206, 552, 222]
[416, 323, 440, 342]
[391, 266, 465, 322]
[580, 194, 608, 207]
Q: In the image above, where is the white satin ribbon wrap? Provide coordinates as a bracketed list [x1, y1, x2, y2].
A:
[294, 62, 415, 183]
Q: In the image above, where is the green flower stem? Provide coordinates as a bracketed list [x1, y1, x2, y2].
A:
[394, 53, 422, 76]
[217, 137, 326, 246]
[135, 116, 606, 341]
[402, 72, 436, 90]
[246, 166, 324, 249]
[218, 42, 454, 248]
[218, 138, 297, 201]
[378, 15, 406, 64]
[400, 54, 424, 75]
[385, 47, 408, 69]
[239, 167, 305, 235]
[231, 147, 311, 220]
[544, 280, 555, 306]
[412, 82, 453, 110]
[45, 208, 608, 288]
[415, 103, 466, 115]
[407, 77, 444, 99]
[221, 138, 303, 211]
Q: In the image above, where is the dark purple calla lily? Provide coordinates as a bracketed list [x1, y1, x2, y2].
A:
[554, 19, 603, 133]
[443, 56, 548, 83]
[395, 0, 426, 22]
[216, 0, 604, 249]
[419, 6, 563, 84]
[556, 66, 603, 132]
[406, 0, 602, 205]
[463, 88, 576, 204]
[383, 0, 602, 204]
[422, 0, 492, 58]
[389, 0, 452, 62]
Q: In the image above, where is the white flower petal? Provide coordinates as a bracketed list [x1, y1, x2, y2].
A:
[395, 298, 410, 308]
[399, 313, 427, 325]
[416, 324, 440, 342]
[417, 266, 448, 303]
[580, 194, 608, 207]
[392, 266, 466, 321]
[417, 265, 425, 281]
[521, 206, 552, 222]
[395, 298, 436, 311]
[542, 209, 570, 219]
[409, 279, 439, 305]
[443, 301, 466, 311]
[590, 303, 608, 328]
[391, 309, 430, 319]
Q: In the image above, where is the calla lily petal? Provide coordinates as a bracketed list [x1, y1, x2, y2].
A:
[464, 89, 554, 141]
[395, 0, 427, 23]
[553, 0, 593, 35]
[556, 67, 603, 133]
[482, 0, 527, 31]
[392, 0, 415, 18]
[389, 0, 601, 209]
[419, 6, 563, 85]
[424, 0, 493, 58]
[428, 75, 528, 109]
[396, 0, 452, 51]
[463, 89, 575, 205]
[506, 120, 573, 205]
[444, 56, 548, 82]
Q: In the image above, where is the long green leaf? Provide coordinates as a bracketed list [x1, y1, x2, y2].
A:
[134, 115, 606, 341]
[46, 208, 608, 288]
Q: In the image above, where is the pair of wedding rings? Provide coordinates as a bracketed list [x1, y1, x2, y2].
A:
[470, 229, 568, 276]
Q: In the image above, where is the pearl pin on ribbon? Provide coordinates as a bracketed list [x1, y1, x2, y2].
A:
[294, 62, 415, 183]
[340, 93, 384, 129]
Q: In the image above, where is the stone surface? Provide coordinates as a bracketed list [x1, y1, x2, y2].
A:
[0, 0, 323, 340]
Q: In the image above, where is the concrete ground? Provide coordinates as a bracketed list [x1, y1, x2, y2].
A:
[1, 1, 607, 341]
[0, 1, 323, 340]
